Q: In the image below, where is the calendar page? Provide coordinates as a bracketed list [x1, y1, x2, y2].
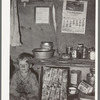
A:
[61, 0, 87, 34]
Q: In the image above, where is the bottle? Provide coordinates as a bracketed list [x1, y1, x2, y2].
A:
[72, 49, 77, 59]
[77, 44, 84, 59]
[87, 68, 95, 94]
[82, 47, 88, 59]
[87, 68, 95, 86]
[66, 47, 73, 58]
[90, 47, 95, 60]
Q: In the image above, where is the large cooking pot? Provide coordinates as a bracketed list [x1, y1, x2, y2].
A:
[32, 48, 55, 59]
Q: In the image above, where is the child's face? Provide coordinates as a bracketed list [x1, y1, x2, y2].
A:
[19, 59, 30, 73]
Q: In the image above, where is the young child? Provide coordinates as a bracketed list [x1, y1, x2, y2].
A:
[10, 53, 39, 100]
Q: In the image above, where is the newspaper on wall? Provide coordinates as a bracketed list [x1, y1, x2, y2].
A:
[61, 0, 88, 34]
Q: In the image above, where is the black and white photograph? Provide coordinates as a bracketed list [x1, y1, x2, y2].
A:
[1, 0, 98, 100]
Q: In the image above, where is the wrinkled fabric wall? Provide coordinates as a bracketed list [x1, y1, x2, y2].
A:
[10, 0, 22, 46]
[10, 0, 95, 61]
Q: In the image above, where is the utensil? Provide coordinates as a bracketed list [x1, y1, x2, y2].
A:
[32, 48, 55, 59]
[40, 41, 53, 50]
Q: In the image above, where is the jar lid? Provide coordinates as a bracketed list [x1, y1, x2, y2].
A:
[77, 44, 84, 47]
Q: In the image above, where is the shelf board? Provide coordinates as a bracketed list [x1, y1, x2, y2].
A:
[29, 57, 95, 68]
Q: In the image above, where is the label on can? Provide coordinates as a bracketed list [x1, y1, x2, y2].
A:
[70, 70, 81, 86]
[71, 73, 77, 85]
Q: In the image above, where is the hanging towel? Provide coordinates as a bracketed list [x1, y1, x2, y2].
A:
[52, 4, 60, 55]
[52, 5, 57, 32]
[10, 0, 22, 46]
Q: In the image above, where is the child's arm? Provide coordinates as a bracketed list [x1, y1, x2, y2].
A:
[27, 74, 39, 100]
[10, 73, 20, 97]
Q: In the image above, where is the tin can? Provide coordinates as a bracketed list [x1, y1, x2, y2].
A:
[70, 70, 81, 87]
[78, 80, 93, 94]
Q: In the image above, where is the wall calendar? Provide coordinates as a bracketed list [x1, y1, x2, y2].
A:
[61, 0, 88, 34]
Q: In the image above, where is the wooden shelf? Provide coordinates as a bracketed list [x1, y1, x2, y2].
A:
[79, 93, 95, 100]
[68, 93, 95, 100]
[30, 57, 95, 68]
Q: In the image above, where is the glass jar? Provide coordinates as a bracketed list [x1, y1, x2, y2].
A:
[77, 44, 84, 59]
[82, 47, 88, 59]
[88, 47, 95, 60]
[90, 50, 95, 60]
[66, 47, 73, 55]
[87, 68, 95, 93]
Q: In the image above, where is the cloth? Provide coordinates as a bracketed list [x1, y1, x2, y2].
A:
[10, 70, 39, 100]
[52, 5, 56, 31]
[10, 0, 22, 46]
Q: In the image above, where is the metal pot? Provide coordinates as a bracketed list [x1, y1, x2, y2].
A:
[40, 41, 53, 50]
[32, 48, 55, 59]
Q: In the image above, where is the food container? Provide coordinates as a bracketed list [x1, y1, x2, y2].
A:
[90, 51, 95, 60]
[78, 80, 93, 94]
[70, 70, 81, 87]
[40, 41, 53, 50]
[88, 47, 95, 60]
[61, 53, 70, 59]
[82, 47, 88, 59]
[72, 50, 77, 58]
[32, 48, 55, 59]
[77, 44, 84, 59]
[87, 73, 95, 87]
[69, 87, 77, 94]
[87, 68, 95, 86]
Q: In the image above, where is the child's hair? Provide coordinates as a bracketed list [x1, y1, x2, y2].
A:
[17, 52, 34, 64]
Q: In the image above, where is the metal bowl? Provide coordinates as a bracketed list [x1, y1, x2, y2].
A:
[40, 41, 53, 50]
[32, 48, 55, 59]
